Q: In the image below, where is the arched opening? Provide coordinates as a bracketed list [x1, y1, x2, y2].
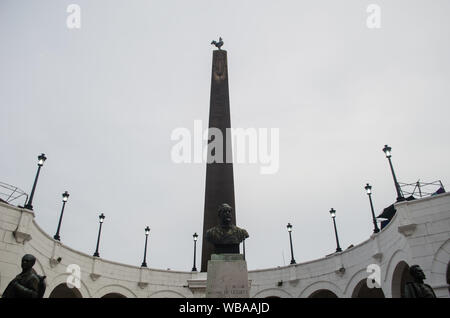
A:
[101, 293, 127, 298]
[391, 261, 414, 298]
[49, 283, 83, 298]
[352, 279, 385, 298]
[447, 261, 450, 295]
[308, 289, 338, 298]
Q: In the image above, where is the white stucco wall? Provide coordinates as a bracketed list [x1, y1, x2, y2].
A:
[1, 192, 449, 298]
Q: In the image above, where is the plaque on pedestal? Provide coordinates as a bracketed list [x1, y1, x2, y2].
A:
[206, 254, 249, 298]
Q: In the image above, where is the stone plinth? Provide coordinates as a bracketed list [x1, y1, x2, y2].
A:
[206, 254, 249, 298]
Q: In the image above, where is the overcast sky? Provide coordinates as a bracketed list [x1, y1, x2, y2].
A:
[1, 0, 449, 271]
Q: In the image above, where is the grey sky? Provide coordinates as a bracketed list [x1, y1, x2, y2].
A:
[1, 0, 449, 271]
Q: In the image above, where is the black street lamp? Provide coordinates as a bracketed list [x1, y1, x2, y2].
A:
[192, 232, 198, 271]
[382, 145, 405, 202]
[329, 209, 342, 252]
[93, 213, 105, 257]
[365, 183, 380, 233]
[286, 223, 296, 264]
[24, 153, 47, 210]
[141, 226, 150, 267]
[53, 191, 70, 241]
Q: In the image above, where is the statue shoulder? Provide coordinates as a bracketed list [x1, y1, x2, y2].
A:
[233, 226, 248, 238]
[423, 283, 437, 298]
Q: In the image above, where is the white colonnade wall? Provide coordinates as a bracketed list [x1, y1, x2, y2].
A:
[0, 192, 449, 298]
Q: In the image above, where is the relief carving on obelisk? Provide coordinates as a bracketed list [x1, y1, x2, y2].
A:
[213, 54, 226, 81]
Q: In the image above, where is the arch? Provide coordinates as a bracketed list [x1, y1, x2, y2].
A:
[384, 248, 412, 297]
[93, 284, 137, 298]
[299, 281, 343, 298]
[101, 293, 127, 298]
[345, 268, 372, 295]
[351, 279, 385, 298]
[384, 247, 410, 281]
[49, 283, 83, 298]
[149, 290, 187, 298]
[391, 261, 413, 298]
[308, 289, 338, 298]
[447, 262, 450, 295]
[45, 273, 91, 298]
[252, 288, 293, 298]
[430, 239, 450, 297]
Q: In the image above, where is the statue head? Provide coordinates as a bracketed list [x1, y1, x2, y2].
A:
[410, 265, 426, 281]
[21, 254, 36, 272]
[218, 203, 233, 227]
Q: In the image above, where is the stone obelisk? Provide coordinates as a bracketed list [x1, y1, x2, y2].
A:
[201, 42, 236, 272]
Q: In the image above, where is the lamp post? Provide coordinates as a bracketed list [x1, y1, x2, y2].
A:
[24, 153, 47, 210]
[329, 209, 342, 252]
[93, 213, 105, 257]
[382, 145, 405, 202]
[365, 183, 380, 233]
[192, 232, 198, 272]
[53, 191, 69, 241]
[286, 223, 296, 264]
[141, 226, 150, 267]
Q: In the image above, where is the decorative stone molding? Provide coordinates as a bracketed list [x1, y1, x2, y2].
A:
[289, 264, 297, 281]
[187, 279, 207, 294]
[50, 241, 62, 268]
[137, 282, 148, 289]
[335, 267, 346, 276]
[187, 279, 206, 289]
[288, 278, 300, 287]
[90, 257, 101, 281]
[370, 233, 383, 261]
[398, 223, 417, 237]
[13, 208, 34, 243]
[49, 257, 62, 268]
[334, 253, 346, 277]
[138, 267, 149, 289]
[372, 252, 383, 262]
[396, 201, 418, 237]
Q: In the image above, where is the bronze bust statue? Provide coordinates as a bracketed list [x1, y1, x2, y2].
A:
[403, 265, 436, 298]
[206, 203, 249, 254]
[2, 254, 46, 298]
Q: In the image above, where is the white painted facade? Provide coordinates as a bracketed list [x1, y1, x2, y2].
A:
[1, 192, 449, 298]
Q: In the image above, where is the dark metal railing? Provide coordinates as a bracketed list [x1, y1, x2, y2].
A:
[0, 181, 28, 205]
[398, 180, 445, 198]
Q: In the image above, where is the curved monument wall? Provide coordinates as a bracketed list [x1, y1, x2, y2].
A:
[0, 192, 449, 298]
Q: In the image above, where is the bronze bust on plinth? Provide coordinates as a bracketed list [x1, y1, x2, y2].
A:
[206, 203, 249, 254]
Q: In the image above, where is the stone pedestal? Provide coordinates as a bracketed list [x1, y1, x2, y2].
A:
[206, 254, 249, 298]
